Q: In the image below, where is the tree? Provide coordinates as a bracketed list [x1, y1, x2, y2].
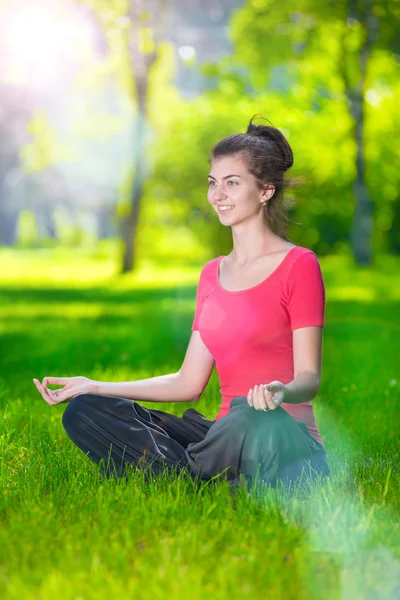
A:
[226, 0, 400, 264]
[340, 0, 383, 264]
[84, 0, 171, 273]
[120, 0, 171, 273]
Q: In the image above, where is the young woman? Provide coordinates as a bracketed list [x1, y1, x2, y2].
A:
[33, 117, 330, 491]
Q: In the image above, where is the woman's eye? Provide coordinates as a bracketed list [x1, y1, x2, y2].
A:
[208, 180, 238, 186]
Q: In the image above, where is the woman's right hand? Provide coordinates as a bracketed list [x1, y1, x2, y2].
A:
[33, 376, 99, 406]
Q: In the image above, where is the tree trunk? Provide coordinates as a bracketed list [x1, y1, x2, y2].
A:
[120, 109, 147, 273]
[349, 93, 374, 266]
[119, 0, 169, 274]
[344, 0, 380, 265]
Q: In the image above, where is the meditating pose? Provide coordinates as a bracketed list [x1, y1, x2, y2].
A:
[33, 117, 330, 492]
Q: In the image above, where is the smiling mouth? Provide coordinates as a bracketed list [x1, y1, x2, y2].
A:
[218, 205, 235, 213]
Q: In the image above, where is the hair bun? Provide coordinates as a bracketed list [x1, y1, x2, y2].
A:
[246, 116, 294, 171]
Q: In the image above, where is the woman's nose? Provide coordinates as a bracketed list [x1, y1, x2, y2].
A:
[212, 184, 227, 201]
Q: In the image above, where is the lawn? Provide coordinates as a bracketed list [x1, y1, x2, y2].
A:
[0, 247, 399, 599]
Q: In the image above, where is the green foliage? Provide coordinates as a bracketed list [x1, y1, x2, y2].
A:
[16, 210, 39, 248]
[12, 0, 399, 260]
[149, 87, 353, 256]
[21, 111, 77, 173]
[226, 0, 400, 254]
[150, 0, 399, 257]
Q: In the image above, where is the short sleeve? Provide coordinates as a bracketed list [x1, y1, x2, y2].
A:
[191, 269, 206, 331]
[286, 252, 325, 330]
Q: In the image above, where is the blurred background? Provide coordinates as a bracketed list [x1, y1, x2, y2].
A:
[1, 6, 400, 597]
[0, 0, 399, 275]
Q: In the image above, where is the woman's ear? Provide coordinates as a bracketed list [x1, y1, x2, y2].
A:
[261, 184, 275, 201]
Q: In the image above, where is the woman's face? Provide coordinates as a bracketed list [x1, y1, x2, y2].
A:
[207, 153, 273, 221]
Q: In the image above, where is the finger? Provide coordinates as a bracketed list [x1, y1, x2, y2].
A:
[275, 391, 284, 407]
[42, 384, 58, 406]
[34, 379, 48, 399]
[247, 388, 253, 407]
[260, 385, 269, 411]
[254, 385, 267, 411]
[43, 376, 68, 387]
[53, 388, 73, 403]
[252, 385, 259, 410]
[264, 390, 276, 410]
[34, 380, 56, 406]
[264, 384, 283, 410]
[254, 385, 262, 410]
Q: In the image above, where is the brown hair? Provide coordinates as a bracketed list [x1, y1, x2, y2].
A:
[210, 115, 295, 240]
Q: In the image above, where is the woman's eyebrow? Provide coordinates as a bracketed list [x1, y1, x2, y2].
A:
[208, 174, 243, 180]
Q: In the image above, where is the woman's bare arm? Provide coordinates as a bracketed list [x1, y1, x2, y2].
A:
[96, 372, 199, 403]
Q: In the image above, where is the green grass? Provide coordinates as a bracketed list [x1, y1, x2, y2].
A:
[0, 248, 399, 599]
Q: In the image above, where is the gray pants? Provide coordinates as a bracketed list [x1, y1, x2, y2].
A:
[62, 394, 330, 491]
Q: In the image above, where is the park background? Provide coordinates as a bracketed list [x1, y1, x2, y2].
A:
[0, 0, 399, 599]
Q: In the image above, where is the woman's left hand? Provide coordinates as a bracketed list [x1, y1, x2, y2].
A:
[247, 381, 286, 411]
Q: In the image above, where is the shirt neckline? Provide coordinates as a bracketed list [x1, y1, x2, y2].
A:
[216, 246, 299, 294]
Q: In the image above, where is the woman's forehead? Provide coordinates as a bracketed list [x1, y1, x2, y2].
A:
[209, 154, 248, 175]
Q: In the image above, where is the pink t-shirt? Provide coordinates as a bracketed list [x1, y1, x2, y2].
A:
[191, 246, 325, 446]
